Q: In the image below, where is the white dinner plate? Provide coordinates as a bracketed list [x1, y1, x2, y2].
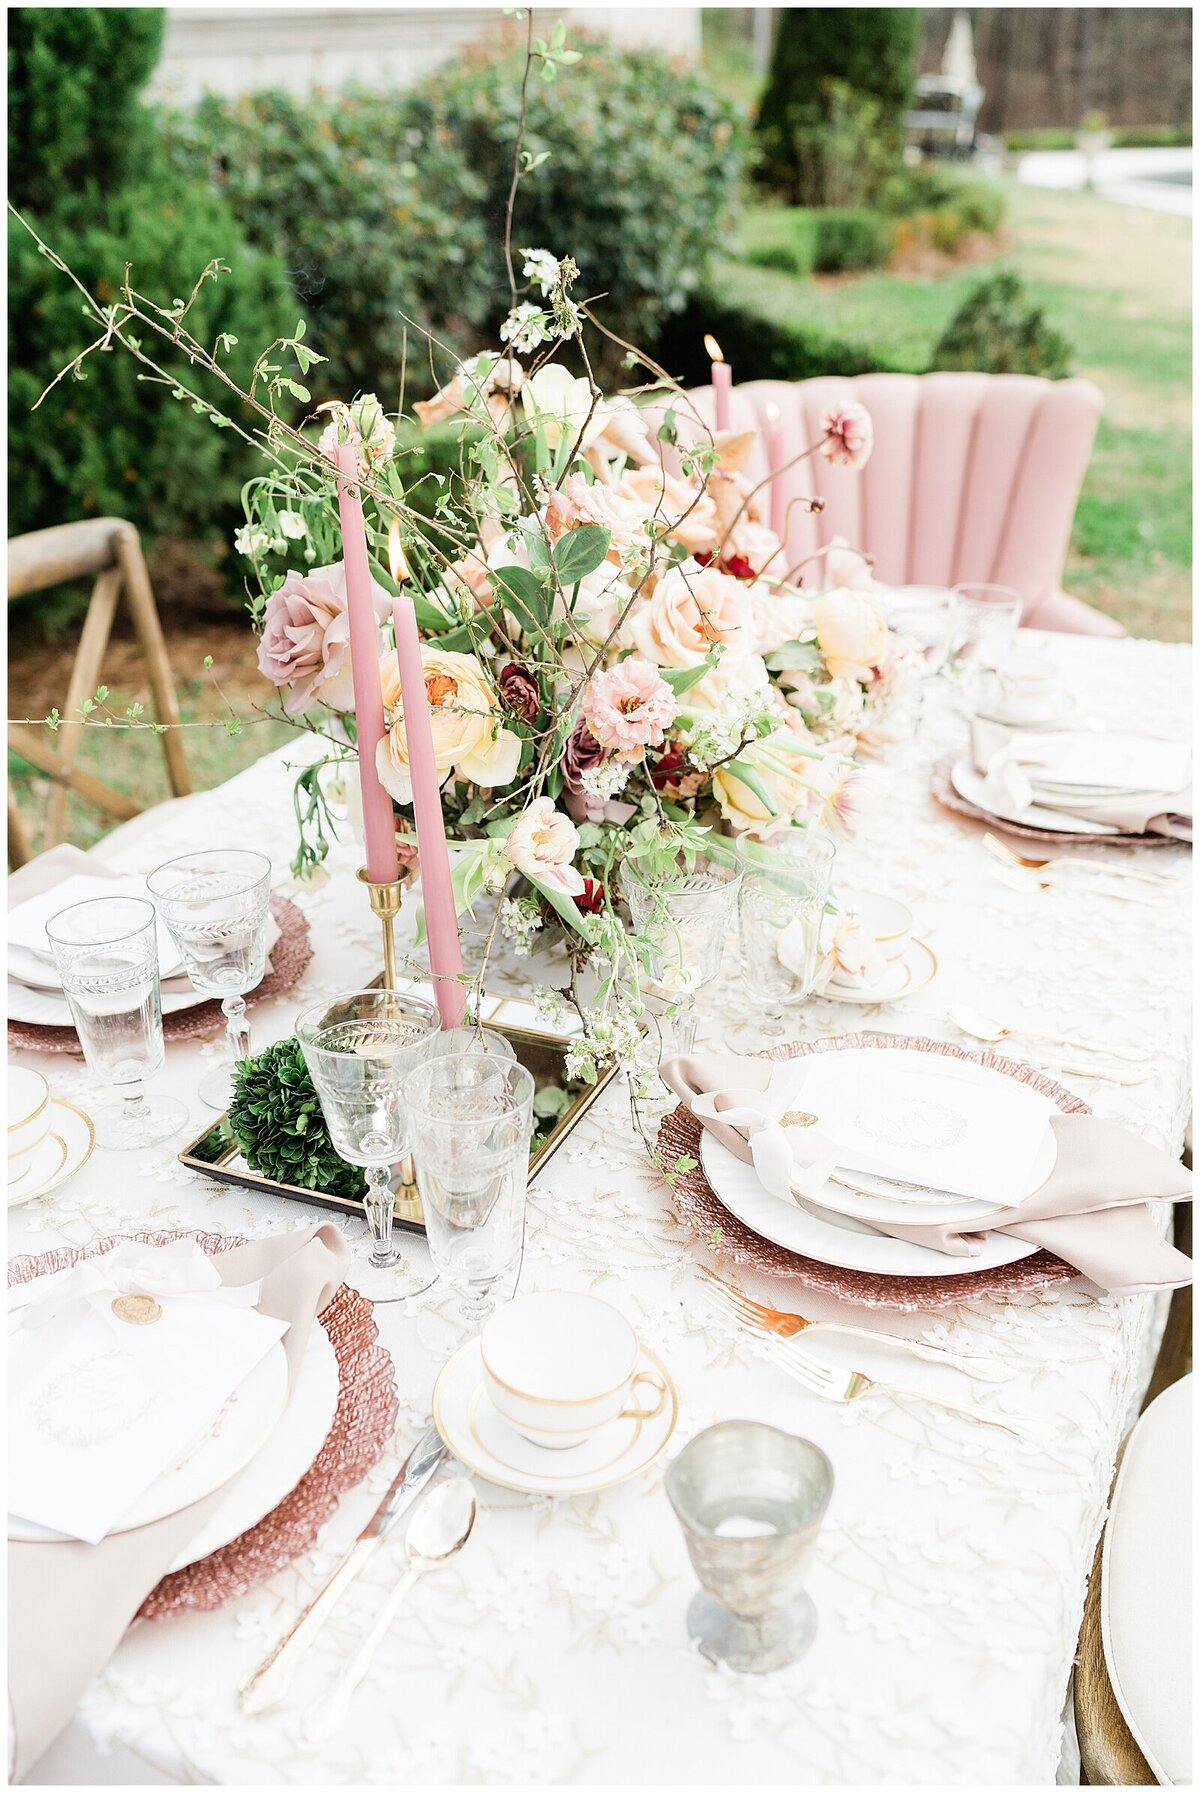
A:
[433, 1336, 679, 1496]
[6, 977, 210, 1028]
[950, 756, 1122, 836]
[698, 1051, 1054, 1277]
[9, 1322, 290, 1542]
[6, 1098, 95, 1207]
[821, 938, 937, 1006]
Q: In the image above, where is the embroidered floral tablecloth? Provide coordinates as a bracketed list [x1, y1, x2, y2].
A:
[10, 633, 1191, 1787]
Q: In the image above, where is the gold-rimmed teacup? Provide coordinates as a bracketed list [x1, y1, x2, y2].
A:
[481, 1292, 666, 1450]
[8, 1067, 51, 1184]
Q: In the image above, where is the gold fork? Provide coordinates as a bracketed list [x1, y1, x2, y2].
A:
[698, 1269, 1013, 1383]
[983, 832, 1176, 889]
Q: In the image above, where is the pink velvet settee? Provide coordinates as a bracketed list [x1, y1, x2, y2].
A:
[677, 371, 1122, 636]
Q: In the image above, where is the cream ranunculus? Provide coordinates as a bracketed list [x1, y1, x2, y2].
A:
[521, 364, 608, 453]
[377, 648, 521, 804]
[505, 797, 585, 896]
[624, 562, 752, 668]
[681, 650, 772, 716]
[813, 587, 890, 684]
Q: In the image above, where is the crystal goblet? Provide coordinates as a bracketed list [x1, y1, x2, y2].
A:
[296, 990, 441, 1304]
[666, 1419, 834, 1673]
[147, 849, 272, 1109]
[619, 856, 742, 1057]
[403, 1051, 535, 1327]
[727, 830, 836, 1051]
[45, 896, 188, 1149]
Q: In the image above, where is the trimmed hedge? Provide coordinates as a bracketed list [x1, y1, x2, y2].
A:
[651, 278, 896, 389]
[932, 272, 1072, 379]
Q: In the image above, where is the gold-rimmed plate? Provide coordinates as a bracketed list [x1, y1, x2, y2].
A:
[820, 938, 937, 1006]
[432, 1336, 679, 1497]
[6, 1097, 95, 1207]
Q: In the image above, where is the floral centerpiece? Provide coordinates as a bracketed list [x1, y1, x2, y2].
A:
[14, 24, 902, 1093]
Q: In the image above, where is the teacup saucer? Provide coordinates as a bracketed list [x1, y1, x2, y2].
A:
[432, 1336, 679, 1496]
[7, 1098, 95, 1207]
[822, 938, 937, 1006]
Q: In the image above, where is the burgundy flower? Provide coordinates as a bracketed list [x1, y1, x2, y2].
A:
[497, 661, 541, 725]
[561, 715, 607, 793]
[575, 877, 607, 916]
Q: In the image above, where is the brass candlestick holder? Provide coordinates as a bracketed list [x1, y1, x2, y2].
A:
[357, 867, 404, 992]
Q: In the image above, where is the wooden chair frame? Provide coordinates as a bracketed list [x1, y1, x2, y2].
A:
[7, 519, 191, 865]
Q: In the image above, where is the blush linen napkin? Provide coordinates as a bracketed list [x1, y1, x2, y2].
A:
[970, 718, 1192, 841]
[661, 1053, 1193, 1296]
[8, 1221, 350, 1782]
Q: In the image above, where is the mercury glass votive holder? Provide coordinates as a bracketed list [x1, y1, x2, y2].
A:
[666, 1420, 833, 1673]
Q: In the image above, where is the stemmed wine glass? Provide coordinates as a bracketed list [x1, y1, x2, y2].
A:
[725, 831, 836, 1052]
[296, 990, 441, 1304]
[619, 856, 742, 1057]
[403, 1050, 535, 1326]
[45, 896, 188, 1149]
[147, 849, 272, 1109]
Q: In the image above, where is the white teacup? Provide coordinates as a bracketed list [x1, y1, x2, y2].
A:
[481, 1292, 666, 1450]
[979, 653, 1062, 724]
[8, 1067, 50, 1184]
[834, 891, 913, 979]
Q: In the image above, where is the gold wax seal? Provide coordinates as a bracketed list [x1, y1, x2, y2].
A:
[111, 1293, 162, 1326]
[780, 1110, 819, 1128]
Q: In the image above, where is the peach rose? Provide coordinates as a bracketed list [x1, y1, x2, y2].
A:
[377, 647, 521, 804]
[624, 562, 752, 668]
[506, 797, 585, 896]
[614, 467, 718, 554]
[814, 587, 889, 684]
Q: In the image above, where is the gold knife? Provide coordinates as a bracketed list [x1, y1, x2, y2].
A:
[239, 1423, 447, 1715]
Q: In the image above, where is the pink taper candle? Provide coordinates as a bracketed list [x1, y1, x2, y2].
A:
[705, 333, 732, 433]
[387, 522, 466, 1029]
[331, 439, 399, 886]
[764, 400, 788, 541]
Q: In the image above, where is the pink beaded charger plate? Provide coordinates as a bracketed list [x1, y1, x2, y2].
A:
[7, 1228, 397, 1618]
[931, 755, 1178, 850]
[7, 893, 313, 1056]
[658, 1031, 1087, 1311]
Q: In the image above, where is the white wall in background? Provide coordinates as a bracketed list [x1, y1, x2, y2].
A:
[149, 7, 702, 101]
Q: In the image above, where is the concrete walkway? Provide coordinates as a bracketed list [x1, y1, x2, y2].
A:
[1017, 147, 1191, 216]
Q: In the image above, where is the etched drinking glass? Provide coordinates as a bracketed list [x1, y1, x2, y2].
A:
[619, 856, 742, 1057]
[297, 990, 441, 1305]
[666, 1420, 834, 1673]
[147, 849, 272, 1109]
[727, 831, 836, 1051]
[403, 1052, 535, 1327]
[45, 896, 188, 1149]
[949, 582, 1024, 697]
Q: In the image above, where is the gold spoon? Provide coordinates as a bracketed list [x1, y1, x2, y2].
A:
[301, 1478, 477, 1744]
[946, 1003, 1154, 1065]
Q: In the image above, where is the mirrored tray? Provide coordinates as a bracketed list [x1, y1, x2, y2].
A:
[178, 1014, 618, 1234]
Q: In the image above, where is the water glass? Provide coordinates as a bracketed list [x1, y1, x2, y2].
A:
[666, 1420, 834, 1672]
[147, 849, 272, 1109]
[949, 582, 1023, 681]
[728, 831, 836, 1049]
[619, 856, 742, 1056]
[296, 990, 441, 1304]
[404, 1051, 535, 1325]
[45, 896, 188, 1150]
[882, 585, 955, 678]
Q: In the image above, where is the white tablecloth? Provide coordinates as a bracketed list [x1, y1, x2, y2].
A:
[9, 633, 1192, 1787]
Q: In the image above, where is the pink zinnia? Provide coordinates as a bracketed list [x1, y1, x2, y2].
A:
[580, 657, 678, 760]
[819, 401, 874, 471]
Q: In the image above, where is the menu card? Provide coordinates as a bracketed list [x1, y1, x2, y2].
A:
[8, 1274, 287, 1544]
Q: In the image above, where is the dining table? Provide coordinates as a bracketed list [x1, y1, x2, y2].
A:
[8, 629, 1192, 1788]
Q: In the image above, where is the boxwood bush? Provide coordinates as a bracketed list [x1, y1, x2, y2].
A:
[932, 272, 1072, 379]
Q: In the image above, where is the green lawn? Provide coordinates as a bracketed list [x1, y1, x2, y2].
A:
[721, 179, 1192, 639]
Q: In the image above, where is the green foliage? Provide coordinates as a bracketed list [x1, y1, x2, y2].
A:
[8, 8, 296, 570]
[1003, 124, 1191, 152]
[755, 8, 921, 204]
[400, 38, 745, 375]
[652, 285, 894, 388]
[229, 1036, 367, 1199]
[810, 207, 893, 272]
[163, 88, 492, 399]
[740, 209, 820, 278]
[8, 6, 165, 210]
[877, 167, 1007, 235]
[931, 272, 1072, 379]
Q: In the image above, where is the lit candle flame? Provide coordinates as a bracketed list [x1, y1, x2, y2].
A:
[703, 334, 724, 365]
[387, 516, 411, 585]
[765, 401, 780, 424]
